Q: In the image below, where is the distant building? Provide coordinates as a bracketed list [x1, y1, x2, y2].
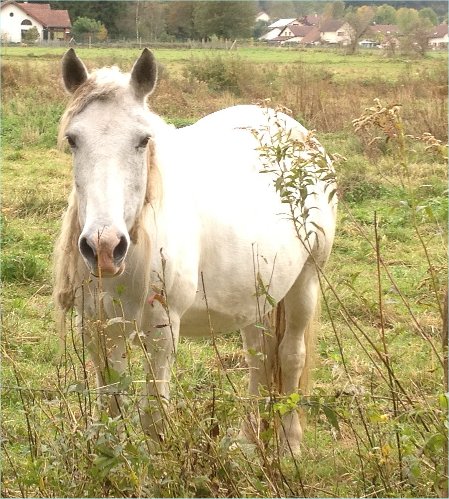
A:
[267, 18, 299, 30]
[255, 11, 270, 23]
[319, 19, 352, 46]
[0, 0, 71, 43]
[299, 14, 321, 27]
[428, 24, 448, 48]
[260, 18, 300, 41]
[260, 17, 352, 46]
[271, 24, 318, 45]
[367, 25, 399, 50]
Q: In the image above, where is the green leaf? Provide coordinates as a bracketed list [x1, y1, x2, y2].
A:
[438, 393, 448, 410]
[322, 405, 340, 431]
[424, 433, 445, 455]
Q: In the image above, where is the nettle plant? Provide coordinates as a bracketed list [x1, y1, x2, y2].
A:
[251, 104, 338, 249]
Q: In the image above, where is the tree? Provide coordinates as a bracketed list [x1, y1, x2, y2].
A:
[401, 17, 433, 56]
[262, 1, 297, 19]
[418, 7, 438, 26]
[396, 7, 433, 56]
[253, 20, 270, 39]
[50, 2, 128, 38]
[72, 17, 108, 42]
[137, 2, 167, 41]
[323, 1, 345, 20]
[374, 4, 397, 25]
[396, 7, 419, 33]
[166, 2, 197, 40]
[22, 26, 39, 44]
[193, 2, 257, 40]
[345, 5, 376, 54]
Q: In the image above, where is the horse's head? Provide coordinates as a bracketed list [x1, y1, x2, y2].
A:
[60, 49, 157, 277]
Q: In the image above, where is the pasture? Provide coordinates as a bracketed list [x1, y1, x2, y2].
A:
[1, 46, 448, 497]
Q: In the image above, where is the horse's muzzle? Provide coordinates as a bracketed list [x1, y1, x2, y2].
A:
[79, 227, 129, 277]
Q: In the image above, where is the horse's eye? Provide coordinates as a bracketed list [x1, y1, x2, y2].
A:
[66, 135, 76, 148]
[137, 135, 151, 149]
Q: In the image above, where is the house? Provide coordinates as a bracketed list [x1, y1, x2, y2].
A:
[260, 18, 300, 41]
[299, 14, 321, 27]
[262, 17, 353, 46]
[267, 18, 299, 30]
[300, 26, 321, 45]
[369, 24, 399, 37]
[358, 39, 378, 48]
[255, 11, 270, 23]
[428, 24, 448, 48]
[319, 19, 352, 45]
[1, 0, 71, 43]
[367, 24, 399, 49]
[272, 24, 318, 45]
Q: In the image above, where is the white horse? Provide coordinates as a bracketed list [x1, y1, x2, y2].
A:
[54, 48, 337, 455]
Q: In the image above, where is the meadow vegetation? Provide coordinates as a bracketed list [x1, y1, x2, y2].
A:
[1, 46, 447, 497]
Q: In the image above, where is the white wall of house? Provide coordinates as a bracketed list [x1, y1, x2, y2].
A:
[321, 23, 352, 45]
[256, 12, 270, 23]
[1, 4, 43, 43]
[429, 34, 448, 47]
[281, 27, 295, 37]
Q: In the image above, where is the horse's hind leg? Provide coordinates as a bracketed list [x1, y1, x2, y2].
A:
[277, 259, 320, 454]
[239, 319, 276, 444]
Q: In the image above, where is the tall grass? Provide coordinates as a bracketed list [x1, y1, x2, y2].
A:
[1, 48, 447, 497]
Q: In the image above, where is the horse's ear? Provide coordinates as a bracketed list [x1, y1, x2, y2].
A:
[62, 48, 88, 94]
[130, 48, 158, 100]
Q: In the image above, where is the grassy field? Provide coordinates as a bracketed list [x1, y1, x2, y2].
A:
[1, 46, 448, 497]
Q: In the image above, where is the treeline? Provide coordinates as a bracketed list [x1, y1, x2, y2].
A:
[50, 2, 258, 41]
[49, 1, 446, 42]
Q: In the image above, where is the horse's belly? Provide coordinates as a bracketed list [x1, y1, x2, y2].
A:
[178, 222, 305, 337]
[179, 307, 254, 337]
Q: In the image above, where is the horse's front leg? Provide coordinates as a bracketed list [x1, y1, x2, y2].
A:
[140, 311, 180, 442]
[81, 320, 128, 417]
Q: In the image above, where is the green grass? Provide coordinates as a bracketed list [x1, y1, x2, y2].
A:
[1, 44, 446, 82]
[1, 46, 447, 497]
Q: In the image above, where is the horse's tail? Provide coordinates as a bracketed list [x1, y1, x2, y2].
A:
[273, 296, 318, 395]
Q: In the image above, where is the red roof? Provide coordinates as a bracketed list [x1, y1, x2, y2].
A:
[301, 14, 321, 26]
[369, 24, 399, 35]
[2, 1, 71, 27]
[289, 25, 315, 37]
[300, 26, 321, 44]
[280, 24, 315, 38]
[429, 24, 448, 39]
[320, 19, 345, 33]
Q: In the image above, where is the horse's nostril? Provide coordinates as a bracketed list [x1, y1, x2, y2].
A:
[113, 235, 128, 263]
[79, 236, 97, 264]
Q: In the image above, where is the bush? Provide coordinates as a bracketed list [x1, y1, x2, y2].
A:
[184, 55, 246, 94]
[22, 27, 39, 44]
[72, 17, 108, 42]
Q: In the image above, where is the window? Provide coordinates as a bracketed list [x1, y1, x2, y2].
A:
[21, 19, 32, 25]
[9, 12, 14, 17]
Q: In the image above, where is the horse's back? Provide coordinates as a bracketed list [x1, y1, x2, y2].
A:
[191, 105, 308, 139]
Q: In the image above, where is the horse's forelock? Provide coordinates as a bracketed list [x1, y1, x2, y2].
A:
[58, 76, 121, 150]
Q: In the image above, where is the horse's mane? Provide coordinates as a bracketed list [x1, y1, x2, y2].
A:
[54, 71, 161, 327]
